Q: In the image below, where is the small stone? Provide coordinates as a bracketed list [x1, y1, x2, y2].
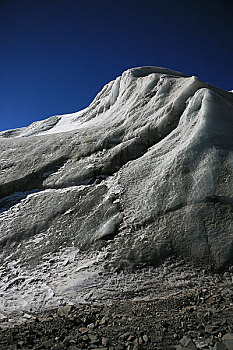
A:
[143, 335, 149, 343]
[102, 337, 109, 346]
[223, 333, 233, 350]
[221, 288, 232, 297]
[0, 313, 7, 322]
[138, 336, 143, 345]
[89, 334, 99, 344]
[214, 342, 227, 350]
[115, 345, 124, 350]
[78, 327, 89, 334]
[180, 336, 197, 350]
[87, 322, 95, 329]
[120, 332, 131, 340]
[43, 339, 53, 347]
[205, 325, 214, 333]
[99, 316, 107, 324]
[64, 259, 70, 266]
[23, 313, 32, 319]
[57, 304, 72, 317]
[64, 304, 73, 313]
[128, 335, 134, 341]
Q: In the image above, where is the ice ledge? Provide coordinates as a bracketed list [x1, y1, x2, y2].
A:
[124, 66, 188, 78]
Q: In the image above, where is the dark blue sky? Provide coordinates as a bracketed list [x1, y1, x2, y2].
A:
[0, 0, 233, 132]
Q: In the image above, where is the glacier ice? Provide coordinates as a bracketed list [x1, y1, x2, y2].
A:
[0, 66, 233, 321]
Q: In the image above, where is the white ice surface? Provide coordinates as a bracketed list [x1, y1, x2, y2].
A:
[37, 108, 89, 135]
[0, 66, 233, 327]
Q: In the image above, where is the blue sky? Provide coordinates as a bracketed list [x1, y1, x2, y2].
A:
[0, 0, 233, 132]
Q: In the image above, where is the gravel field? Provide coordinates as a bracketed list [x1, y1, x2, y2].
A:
[0, 259, 232, 350]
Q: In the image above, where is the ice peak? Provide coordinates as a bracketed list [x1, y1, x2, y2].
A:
[124, 66, 188, 78]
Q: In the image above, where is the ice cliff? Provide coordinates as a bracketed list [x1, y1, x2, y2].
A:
[0, 66, 233, 275]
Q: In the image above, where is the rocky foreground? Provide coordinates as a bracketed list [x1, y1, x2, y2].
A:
[0, 264, 232, 350]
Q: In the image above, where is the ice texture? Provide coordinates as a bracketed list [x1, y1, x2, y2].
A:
[0, 66, 233, 322]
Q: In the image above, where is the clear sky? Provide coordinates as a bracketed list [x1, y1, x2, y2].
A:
[0, 0, 233, 132]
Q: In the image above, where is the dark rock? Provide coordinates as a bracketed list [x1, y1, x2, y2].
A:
[120, 332, 131, 340]
[115, 345, 124, 350]
[78, 327, 89, 334]
[101, 337, 109, 346]
[88, 334, 99, 344]
[223, 333, 233, 350]
[214, 342, 227, 350]
[179, 336, 197, 349]
[57, 305, 73, 317]
[99, 316, 108, 325]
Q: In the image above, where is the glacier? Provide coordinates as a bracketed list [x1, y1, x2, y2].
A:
[0, 66, 233, 323]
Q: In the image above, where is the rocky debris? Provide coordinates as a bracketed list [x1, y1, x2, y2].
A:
[0, 280, 232, 350]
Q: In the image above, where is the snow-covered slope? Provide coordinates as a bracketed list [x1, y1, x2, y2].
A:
[0, 66, 233, 322]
